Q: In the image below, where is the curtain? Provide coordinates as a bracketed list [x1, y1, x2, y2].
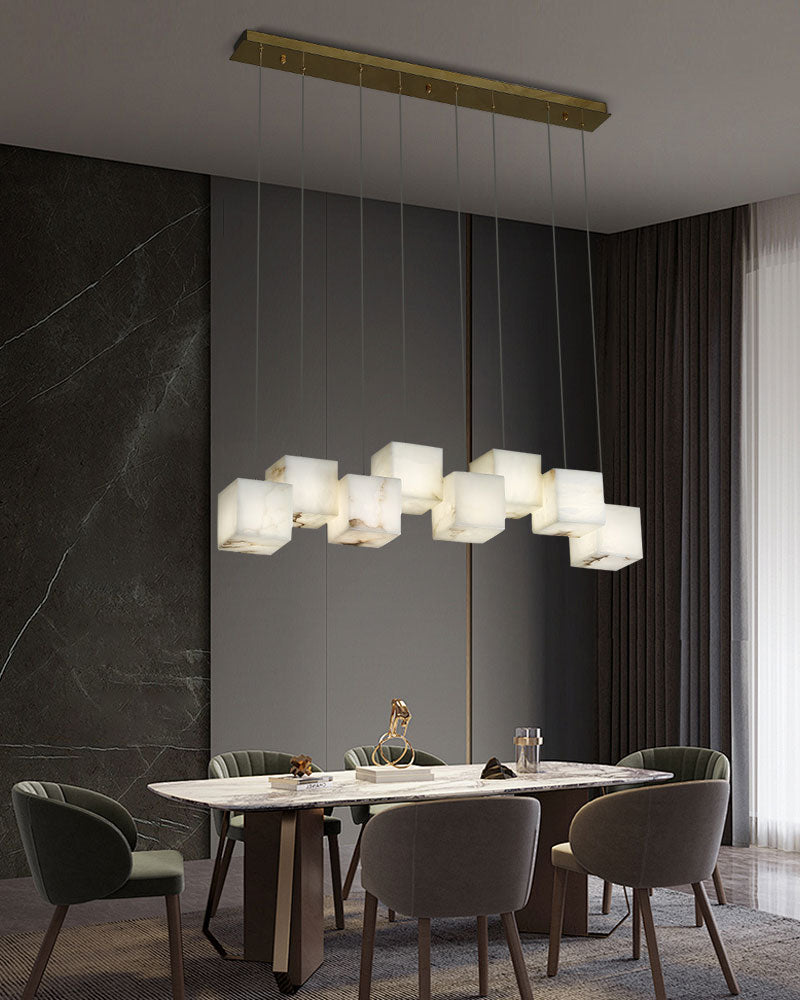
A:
[595, 207, 748, 841]
[745, 195, 800, 852]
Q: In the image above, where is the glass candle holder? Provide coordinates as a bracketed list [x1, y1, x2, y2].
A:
[514, 727, 543, 773]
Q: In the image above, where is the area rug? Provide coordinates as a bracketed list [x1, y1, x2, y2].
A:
[2, 882, 800, 999]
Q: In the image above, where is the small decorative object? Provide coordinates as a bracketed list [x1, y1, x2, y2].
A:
[290, 754, 314, 777]
[480, 757, 517, 780]
[371, 698, 416, 767]
[514, 727, 543, 773]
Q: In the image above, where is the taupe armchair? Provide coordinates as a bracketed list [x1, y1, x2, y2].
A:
[359, 796, 540, 1000]
[547, 779, 739, 1000]
[12, 781, 185, 1000]
[601, 746, 730, 925]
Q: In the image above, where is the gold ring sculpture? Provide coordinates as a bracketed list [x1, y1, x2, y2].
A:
[372, 698, 416, 768]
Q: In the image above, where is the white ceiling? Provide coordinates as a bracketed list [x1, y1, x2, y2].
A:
[2, 0, 800, 232]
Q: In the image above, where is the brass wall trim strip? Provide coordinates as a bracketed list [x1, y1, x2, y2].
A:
[231, 31, 609, 131]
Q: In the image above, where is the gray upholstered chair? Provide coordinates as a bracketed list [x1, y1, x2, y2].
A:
[547, 780, 739, 1000]
[12, 781, 185, 1000]
[342, 744, 446, 906]
[204, 749, 344, 948]
[601, 746, 730, 923]
[359, 796, 540, 1000]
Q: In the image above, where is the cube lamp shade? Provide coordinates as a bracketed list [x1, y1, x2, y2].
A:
[569, 503, 643, 570]
[266, 455, 338, 528]
[431, 471, 506, 543]
[469, 448, 542, 518]
[370, 441, 443, 514]
[217, 478, 293, 555]
[531, 468, 606, 538]
[327, 474, 402, 548]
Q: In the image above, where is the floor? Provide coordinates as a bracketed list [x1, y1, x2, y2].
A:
[1, 843, 798, 938]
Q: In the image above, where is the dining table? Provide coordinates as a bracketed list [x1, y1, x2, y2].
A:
[149, 759, 672, 993]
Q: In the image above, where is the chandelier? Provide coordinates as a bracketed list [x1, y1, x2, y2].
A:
[217, 32, 643, 572]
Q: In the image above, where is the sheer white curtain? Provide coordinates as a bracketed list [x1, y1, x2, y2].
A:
[746, 195, 800, 852]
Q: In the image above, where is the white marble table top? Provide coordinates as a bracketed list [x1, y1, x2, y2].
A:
[148, 761, 673, 812]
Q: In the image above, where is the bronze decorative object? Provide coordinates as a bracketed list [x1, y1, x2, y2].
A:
[480, 757, 517, 780]
[372, 699, 416, 768]
[290, 754, 314, 777]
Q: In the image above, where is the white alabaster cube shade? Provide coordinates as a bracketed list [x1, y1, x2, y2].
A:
[469, 448, 542, 518]
[531, 468, 606, 538]
[370, 442, 444, 515]
[327, 474, 402, 548]
[569, 504, 643, 570]
[431, 471, 506, 543]
[266, 455, 339, 529]
[217, 478, 293, 555]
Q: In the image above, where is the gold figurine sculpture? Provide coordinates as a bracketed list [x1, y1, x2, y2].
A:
[372, 698, 416, 768]
[290, 754, 314, 777]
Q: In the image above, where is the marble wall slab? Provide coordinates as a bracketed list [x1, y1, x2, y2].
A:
[0, 145, 210, 878]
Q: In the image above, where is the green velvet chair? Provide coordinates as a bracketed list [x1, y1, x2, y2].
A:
[12, 780, 185, 1000]
[204, 749, 344, 948]
[342, 745, 447, 906]
[601, 747, 730, 922]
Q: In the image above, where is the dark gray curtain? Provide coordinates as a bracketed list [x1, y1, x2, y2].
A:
[594, 207, 747, 838]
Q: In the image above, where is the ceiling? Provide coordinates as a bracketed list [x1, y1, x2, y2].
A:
[2, 0, 800, 232]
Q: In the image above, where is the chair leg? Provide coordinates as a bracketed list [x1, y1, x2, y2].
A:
[359, 892, 378, 1000]
[695, 893, 704, 927]
[22, 904, 68, 1000]
[477, 915, 489, 997]
[210, 837, 235, 918]
[501, 912, 533, 1000]
[418, 917, 431, 1000]
[343, 826, 364, 900]
[693, 882, 740, 996]
[388, 908, 396, 922]
[602, 880, 613, 914]
[632, 887, 641, 959]
[165, 895, 186, 1000]
[327, 833, 345, 930]
[637, 888, 667, 1000]
[547, 867, 569, 977]
[712, 862, 728, 905]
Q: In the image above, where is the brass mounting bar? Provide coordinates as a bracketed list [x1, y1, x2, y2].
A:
[231, 31, 609, 131]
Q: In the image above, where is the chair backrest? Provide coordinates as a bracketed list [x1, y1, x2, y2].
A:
[361, 796, 540, 918]
[208, 750, 324, 833]
[617, 746, 730, 783]
[12, 782, 136, 906]
[343, 745, 447, 826]
[570, 779, 729, 889]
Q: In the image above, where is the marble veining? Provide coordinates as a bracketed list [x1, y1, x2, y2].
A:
[0, 145, 211, 877]
[149, 761, 673, 812]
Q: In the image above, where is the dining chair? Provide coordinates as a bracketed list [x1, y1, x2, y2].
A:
[547, 779, 739, 1000]
[359, 796, 541, 1000]
[12, 780, 185, 1000]
[601, 746, 730, 925]
[204, 749, 344, 948]
[342, 744, 446, 908]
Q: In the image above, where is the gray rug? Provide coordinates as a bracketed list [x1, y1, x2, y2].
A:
[2, 882, 800, 998]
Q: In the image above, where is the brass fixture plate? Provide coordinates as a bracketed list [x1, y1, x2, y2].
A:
[231, 31, 609, 131]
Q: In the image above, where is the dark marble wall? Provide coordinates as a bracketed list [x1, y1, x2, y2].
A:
[0, 145, 210, 878]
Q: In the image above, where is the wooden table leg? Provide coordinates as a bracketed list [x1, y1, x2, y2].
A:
[244, 809, 324, 993]
[515, 789, 589, 936]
